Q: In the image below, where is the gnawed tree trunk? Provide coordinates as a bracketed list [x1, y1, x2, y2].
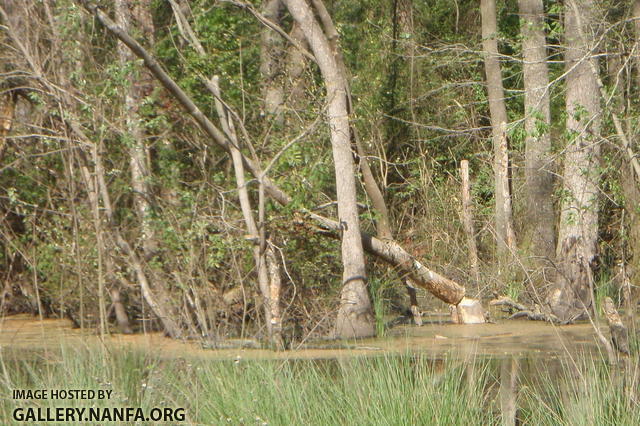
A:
[518, 0, 556, 286]
[283, 0, 374, 338]
[115, 0, 157, 258]
[480, 0, 516, 266]
[79, 0, 485, 327]
[548, 0, 601, 322]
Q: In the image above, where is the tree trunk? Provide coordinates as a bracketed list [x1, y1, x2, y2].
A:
[284, 22, 308, 109]
[518, 0, 555, 286]
[260, 0, 285, 122]
[627, 0, 640, 303]
[210, 76, 285, 348]
[548, 0, 601, 322]
[460, 160, 480, 284]
[283, 0, 374, 338]
[480, 0, 516, 266]
[115, 0, 157, 257]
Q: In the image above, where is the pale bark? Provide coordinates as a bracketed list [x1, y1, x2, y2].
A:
[209, 76, 284, 349]
[548, 0, 601, 322]
[311, 0, 424, 325]
[480, 0, 517, 264]
[285, 23, 308, 106]
[80, 1, 481, 322]
[284, 0, 374, 338]
[115, 0, 157, 257]
[518, 0, 555, 282]
[460, 160, 480, 283]
[260, 0, 285, 121]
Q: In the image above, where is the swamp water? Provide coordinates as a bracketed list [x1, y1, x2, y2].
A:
[0, 315, 638, 425]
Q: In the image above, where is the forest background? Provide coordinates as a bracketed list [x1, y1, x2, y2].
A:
[0, 0, 638, 348]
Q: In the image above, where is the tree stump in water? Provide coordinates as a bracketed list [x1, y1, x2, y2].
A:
[450, 297, 486, 324]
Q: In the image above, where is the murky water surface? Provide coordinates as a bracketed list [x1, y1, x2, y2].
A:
[0, 314, 617, 361]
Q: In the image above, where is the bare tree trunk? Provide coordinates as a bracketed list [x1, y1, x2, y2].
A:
[283, 0, 374, 338]
[518, 0, 555, 286]
[210, 76, 284, 349]
[460, 160, 480, 284]
[260, 0, 285, 122]
[284, 23, 308, 109]
[480, 0, 516, 266]
[548, 0, 601, 322]
[115, 0, 157, 257]
[312, 0, 424, 325]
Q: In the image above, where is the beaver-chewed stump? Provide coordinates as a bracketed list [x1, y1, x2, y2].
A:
[450, 298, 486, 324]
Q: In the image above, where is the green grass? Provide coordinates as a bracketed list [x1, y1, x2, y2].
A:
[0, 344, 638, 425]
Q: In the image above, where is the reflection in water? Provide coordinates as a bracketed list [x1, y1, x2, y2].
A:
[500, 358, 518, 426]
[1, 316, 637, 425]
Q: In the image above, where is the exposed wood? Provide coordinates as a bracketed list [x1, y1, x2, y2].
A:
[109, 287, 133, 334]
[449, 297, 486, 324]
[460, 160, 480, 283]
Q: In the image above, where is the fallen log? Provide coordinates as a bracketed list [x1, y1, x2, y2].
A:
[79, 0, 485, 324]
[490, 296, 560, 323]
